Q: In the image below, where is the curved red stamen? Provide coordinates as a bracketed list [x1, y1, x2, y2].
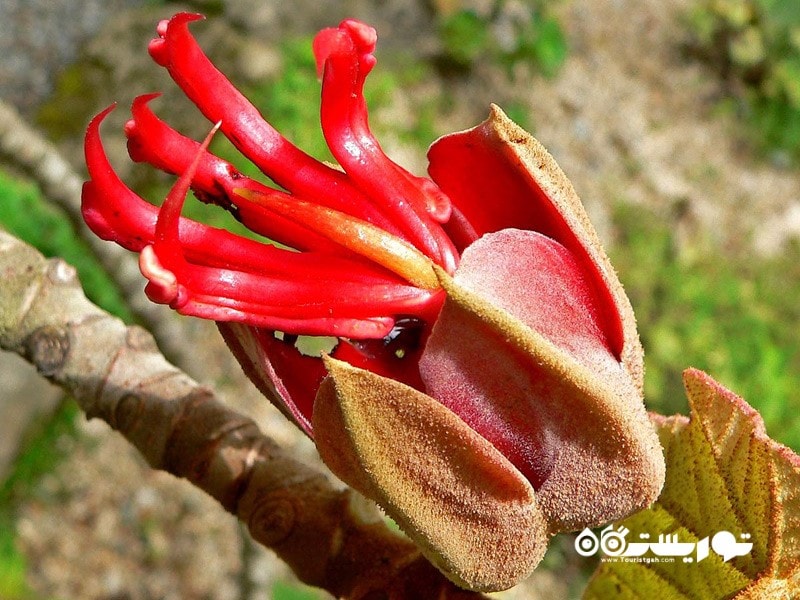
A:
[150, 119, 438, 334]
[140, 244, 433, 320]
[314, 21, 459, 273]
[84, 107, 409, 283]
[142, 250, 399, 337]
[153, 117, 218, 253]
[234, 188, 439, 289]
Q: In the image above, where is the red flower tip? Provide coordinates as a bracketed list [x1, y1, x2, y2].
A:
[138, 121, 220, 308]
[313, 19, 457, 271]
[148, 13, 204, 66]
[313, 19, 377, 78]
[139, 245, 181, 305]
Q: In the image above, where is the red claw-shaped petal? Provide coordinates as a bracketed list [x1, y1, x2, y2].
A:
[82, 106, 438, 338]
[147, 13, 336, 193]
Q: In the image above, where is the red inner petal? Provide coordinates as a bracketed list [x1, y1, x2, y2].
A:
[420, 229, 623, 489]
[125, 94, 355, 253]
[217, 324, 327, 436]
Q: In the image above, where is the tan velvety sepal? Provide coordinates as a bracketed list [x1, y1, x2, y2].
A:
[312, 355, 549, 592]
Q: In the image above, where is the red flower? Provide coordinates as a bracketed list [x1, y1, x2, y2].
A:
[82, 13, 664, 592]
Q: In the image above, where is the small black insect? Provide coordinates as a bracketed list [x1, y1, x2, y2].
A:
[349, 316, 426, 361]
[382, 316, 425, 359]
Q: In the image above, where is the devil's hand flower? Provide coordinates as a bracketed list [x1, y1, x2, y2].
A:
[82, 13, 665, 592]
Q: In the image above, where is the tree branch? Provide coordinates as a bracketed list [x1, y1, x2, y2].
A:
[0, 229, 489, 600]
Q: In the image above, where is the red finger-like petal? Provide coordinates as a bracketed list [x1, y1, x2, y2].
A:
[314, 22, 458, 273]
[313, 22, 451, 223]
[235, 188, 439, 290]
[136, 121, 438, 336]
[140, 245, 434, 320]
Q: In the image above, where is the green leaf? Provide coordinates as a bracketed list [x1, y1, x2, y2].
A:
[584, 369, 800, 598]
